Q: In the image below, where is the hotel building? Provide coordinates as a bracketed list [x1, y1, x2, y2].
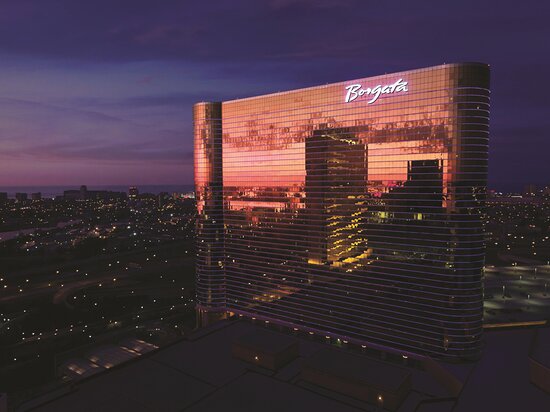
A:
[194, 63, 490, 360]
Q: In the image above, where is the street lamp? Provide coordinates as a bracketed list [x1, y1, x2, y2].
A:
[377, 395, 384, 410]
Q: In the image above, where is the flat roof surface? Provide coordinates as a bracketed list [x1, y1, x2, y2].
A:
[33, 358, 214, 412]
[532, 327, 550, 366]
[304, 348, 410, 392]
[454, 328, 550, 412]
[185, 372, 362, 412]
[25, 320, 550, 412]
[233, 329, 297, 354]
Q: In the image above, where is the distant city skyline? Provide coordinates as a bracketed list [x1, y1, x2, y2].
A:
[0, 1, 548, 191]
[0, 184, 194, 198]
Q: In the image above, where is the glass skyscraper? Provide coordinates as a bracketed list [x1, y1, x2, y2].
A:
[194, 63, 490, 360]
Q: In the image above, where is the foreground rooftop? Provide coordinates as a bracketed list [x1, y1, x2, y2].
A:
[19, 319, 550, 412]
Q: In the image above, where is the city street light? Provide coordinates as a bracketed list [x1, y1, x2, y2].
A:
[377, 395, 384, 410]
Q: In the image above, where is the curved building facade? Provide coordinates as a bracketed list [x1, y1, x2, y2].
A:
[194, 63, 490, 360]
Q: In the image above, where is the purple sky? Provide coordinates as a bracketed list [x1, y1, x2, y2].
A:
[0, 0, 548, 191]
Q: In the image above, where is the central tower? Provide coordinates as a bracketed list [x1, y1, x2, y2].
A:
[194, 63, 490, 360]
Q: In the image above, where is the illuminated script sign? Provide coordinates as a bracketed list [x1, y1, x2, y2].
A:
[344, 79, 408, 104]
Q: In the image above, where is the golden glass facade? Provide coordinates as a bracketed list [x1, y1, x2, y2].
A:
[195, 63, 490, 360]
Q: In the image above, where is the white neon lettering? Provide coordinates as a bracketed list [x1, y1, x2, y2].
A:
[344, 78, 408, 103]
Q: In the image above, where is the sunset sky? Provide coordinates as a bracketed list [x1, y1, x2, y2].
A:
[0, 0, 548, 190]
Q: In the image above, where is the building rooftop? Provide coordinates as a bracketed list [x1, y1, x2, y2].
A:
[304, 348, 411, 393]
[532, 324, 550, 366]
[233, 329, 297, 355]
[21, 319, 550, 412]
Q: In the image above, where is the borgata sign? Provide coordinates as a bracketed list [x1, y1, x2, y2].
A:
[344, 79, 408, 104]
